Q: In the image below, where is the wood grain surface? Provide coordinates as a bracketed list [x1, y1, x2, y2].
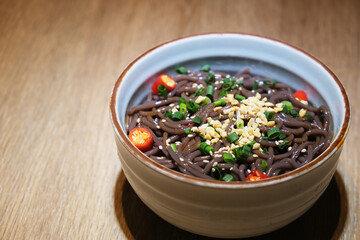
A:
[0, 0, 359, 239]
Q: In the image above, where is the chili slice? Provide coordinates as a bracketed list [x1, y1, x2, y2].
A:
[128, 127, 153, 152]
[246, 170, 270, 181]
[293, 90, 308, 101]
[151, 74, 176, 95]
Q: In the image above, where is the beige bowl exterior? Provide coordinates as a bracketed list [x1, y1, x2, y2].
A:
[110, 33, 350, 238]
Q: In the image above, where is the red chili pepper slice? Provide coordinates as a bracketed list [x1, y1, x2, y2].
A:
[293, 90, 308, 101]
[151, 74, 176, 95]
[246, 169, 270, 181]
[128, 127, 153, 152]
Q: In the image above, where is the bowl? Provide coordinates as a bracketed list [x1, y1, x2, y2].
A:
[110, 33, 350, 238]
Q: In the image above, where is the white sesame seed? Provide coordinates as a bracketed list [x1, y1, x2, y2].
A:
[179, 157, 184, 161]
[161, 119, 166, 122]
[275, 141, 279, 145]
[159, 146, 163, 150]
[213, 162, 218, 167]
[203, 160, 210, 163]
[188, 134, 194, 138]
[278, 140, 284, 143]
[230, 167, 233, 171]
[211, 168, 216, 172]
[301, 149, 307, 153]
[156, 125, 160, 129]
[253, 154, 258, 157]
[222, 168, 225, 171]
[136, 118, 140, 123]
[288, 146, 292, 151]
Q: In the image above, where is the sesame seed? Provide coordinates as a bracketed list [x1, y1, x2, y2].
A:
[203, 160, 209, 163]
[301, 149, 307, 153]
[136, 118, 140, 123]
[253, 154, 258, 157]
[159, 146, 163, 150]
[230, 167, 233, 171]
[156, 125, 160, 129]
[161, 119, 166, 122]
[213, 162, 218, 167]
[179, 157, 184, 161]
[288, 146, 292, 151]
[211, 168, 216, 172]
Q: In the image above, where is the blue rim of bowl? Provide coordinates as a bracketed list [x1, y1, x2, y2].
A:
[110, 32, 351, 189]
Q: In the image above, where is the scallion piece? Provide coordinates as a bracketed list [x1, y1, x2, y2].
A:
[246, 141, 256, 148]
[210, 166, 221, 180]
[193, 116, 202, 125]
[214, 99, 226, 107]
[281, 101, 293, 111]
[219, 90, 228, 97]
[278, 140, 289, 149]
[235, 118, 244, 129]
[206, 85, 214, 99]
[222, 153, 235, 164]
[306, 113, 313, 119]
[200, 64, 211, 72]
[222, 78, 233, 90]
[200, 97, 212, 106]
[227, 132, 239, 143]
[164, 110, 172, 118]
[264, 111, 274, 121]
[312, 103, 317, 108]
[199, 142, 214, 155]
[178, 97, 186, 104]
[289, 109, 299, 117]
[235, 94, 245, 101]
[170, 143, 177, 152]
[262, 136, 269, 140]
[158, 84, 168, 97]
[263, 79, 276, 88]
[205, 72, 215, 84]
[185, 129, 192, 134]
[262, 147, 268, 153]
[261, 160, 267, 172]
[252, 81, 259, 90]
[176, 66, 188, 75]
[195, 87, 205, 96]
[179, 102, 187, 114]
[233, 145, 251, 160]
[222, 173, 234, 182]
[267, 127, 280, 140]
[279, 133, 287, 140]
[187, 101, 200, 113]
[172, 111, 185, 121]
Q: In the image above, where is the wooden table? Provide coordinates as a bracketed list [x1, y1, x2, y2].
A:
[1, 0, 359, 239]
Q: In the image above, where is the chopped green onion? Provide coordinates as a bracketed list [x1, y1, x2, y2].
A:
[158, 84, 168, 97]
[172, 111, 185, 121]
[205, 72, 215, 84]
[206, 85, 214, 99]
[264, 111, 274, 121]
[281, 101, 293, 111]
[306, 113, 313, 119]
[235, 94, 246, 101]
[252, 81, 259, 90]
[178, 97, 186, 104]
[263, 79, 276, 88]
[193, 116, 202, 125]
[222, 173, 234, 182]
[185, 129, 192, 134]
[233, 145, 251, 161]
[279, 133, 287, 140]
[199, 142, 214, 155]
[222, 153, 235, 164]
[187, 101, 200, 113]
[164, 110, 172, 118]
[236, 80, 244, 85]
[222, 78, 233, 90]
[214, 99, 226, 107]
[199, 135, 205, 142]
[200, 64, 211, 72]
[246, 141, 256, 148]
[289, 109, 299, 117]
[179, 102, 187, 114]
[219, 90, 228, 97]
[312, 103, 317, 108]
[262, 136, 269, 140]
[261, 160, 267, 172]
[200, 97, 212, 106]
[262, 147, 268, 153]
[176, 66, 188, 75]
[235, 118, 244, 129]
[282, 105, 289, 114]
[210, 166, 221, 180]
[170, 143, 177, 152]
[267, 127, 280, 140]
[195, 87, 205, 96]
[278, 140, 289, 149]
[227, 132, 239, 143]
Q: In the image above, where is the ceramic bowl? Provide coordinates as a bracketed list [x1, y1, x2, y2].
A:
[110, 33, 350, 238]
